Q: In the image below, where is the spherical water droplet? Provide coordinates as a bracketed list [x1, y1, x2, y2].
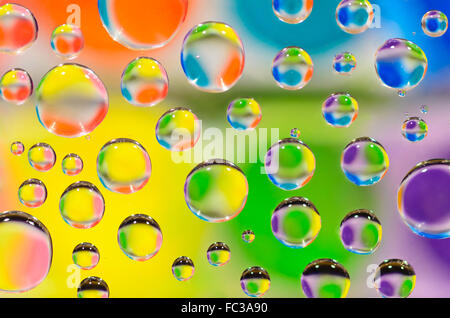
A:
[290, 128, 301, 139]
[401, 117, 428, 142]
[50, 24, 84, 59]
[207, 242, 231, 267]
[59, 181, 105, 229]
[181, 21, 245, 92]
[341, 137, 389, 186]
[155, 107, 201, 151]
[322, 92, 358, 127]
[340, 209, 382, 254]
[98, 0, 188, 50]
[242, 230, 255, 243]
[227, 98, 262, 131]
[185, 159, 248, 222]
[422, 10, 448, 37]
[272, 46, 313, 90]
[0, 69, 33, 105]
[62, 153, 84, 176]
[265, 138, 316, 190]
[97, 138, 151, 194]
[375, 39, 427, 92]
[271, 197, 321, 248]
[272, 0, 313, 24]
[18, 179, 47, 208]
[121, 57, 168, 107]
[172, 256, 195, 281]
[301, 258, 350, 298]
[0, 211, 52, 292]
[374, 259, 415, 298]
[117, 214, 162, 261]
[10, 141, 24, 155]
[28, 143, 56, 172]
[72, 242, 100, 270]
[77, 276, 109, 298]
[420, 105, 428, 114]
[0, 4, 38, 54]
[333, 52, 357, 75]
[36, 64, 109, 138]
[336, 0, 374, 34]
[240, 266, 270, 297]
[397, 159, 450, 238]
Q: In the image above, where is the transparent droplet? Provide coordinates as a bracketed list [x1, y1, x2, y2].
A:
[340, 209, 382, 254]
[322, 92, 358, 127]
[420, 105, 428, 114]
[335, 0, 374, 34]
[240, 266, 270, 297]
[172, 256, 195, 281]
[36, 64, 108, 138]
[18, 179, 47, 208]
[332, 52, 357, 75]
[155, 107, 201, 151]
[301, 258, 350, 298]
[397, 159, 450, 238]
[242, 230, 255, 243]
[28, 143, 56, 172]
[290, 128, 301, 139]
[181, 21, 245, 92]
[72, 242, 100, 270]
[0, 4, 38, 54]
[0, 211, 52, 292]
[121, 57, 168, 107]
[10, 141, 24, 155]
[50, 24, 84, 59]
[341, 137, 389, 186]
[272, 197, 321, 248]
[401, 117, 428, 142]
[59, 181, 105, 229]
[97, 138, 151, 194]
[207, 242, 231, 267]
[117, 214, 162, 261]
[227, 98, 262, 131]
[0, 68, 33, 105]
[273, 0, 313, 24]
[77, 276, 109, 298]
[62, 153, 84, 176]
[98, 0, 188, 50]
[184, 159, 248, 222]
[272, 46, 313, 90]
[375, 39, 427, 93]
[265, 138, 316, 190]
[374, 259, 415, 298]
[422, 10, 448, 37]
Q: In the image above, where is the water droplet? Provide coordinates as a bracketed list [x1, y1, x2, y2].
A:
[62, 153, 84, 176]
[397, 159, 450, 238]
[181, 21, 244, 92]
[51, 24, 84, 59]
[0, 211, 52, 292]
[227, 98, 262, 131]
[207, 242, 230, 267]
[240, 266, 270, 297]
[155, 107, 201, 151]
[77, 276, 109, 298]
[10, 141, 24, 155]
[273, 0, 313, 24]
[322, 92, 358, 127]
[117, 214, 162, 261]
[242, 230, 255, 243]
[341, 137, 389, 186]
[18, 179, 47, 208]
[28, 143, 56, 172]
[374, 259, 415, 298]
[401, 117, 428, 142]
[422, 10, 448, 37]
[265, 138, 316, 190]
[184, 159, 248, 222]
[340, 209, 382, 254]
[272, 46, 313, 90]
[0, 69, 33, 105]
[59, 181, 105, 229]
[172, 256, 195, 281]
[336, 0, 374, 34]
[97, 138, 151, 194]
[332, 52, 357, 75]
[301, 258, 350, 298]
[72, 242, 99, 270]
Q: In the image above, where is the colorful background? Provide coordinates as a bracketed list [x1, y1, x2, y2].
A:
[0, 0, 449, 298]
